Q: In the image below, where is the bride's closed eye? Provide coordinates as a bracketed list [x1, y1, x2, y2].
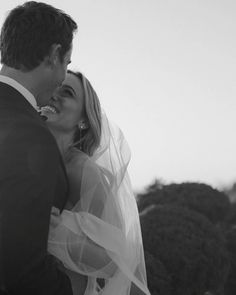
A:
[59, 85, 75, 98]
[63, 89, 73, 96]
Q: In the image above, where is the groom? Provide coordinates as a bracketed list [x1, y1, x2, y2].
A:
[0, 2, 77, 294]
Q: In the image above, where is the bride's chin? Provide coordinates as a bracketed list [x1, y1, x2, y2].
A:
[44, 116, 60, 127]
[42, 112, 58, 121]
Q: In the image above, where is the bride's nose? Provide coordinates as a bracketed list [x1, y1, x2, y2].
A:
[51, 94, 60, 102]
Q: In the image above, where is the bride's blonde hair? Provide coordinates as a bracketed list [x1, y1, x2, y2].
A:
[68, 70, 102, 156]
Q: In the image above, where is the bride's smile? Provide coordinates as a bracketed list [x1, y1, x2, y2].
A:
[42, 73, 86, 133]
[41, 104, 59, 114]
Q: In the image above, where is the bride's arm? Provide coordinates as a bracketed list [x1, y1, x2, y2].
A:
[48, 158, 118, 277]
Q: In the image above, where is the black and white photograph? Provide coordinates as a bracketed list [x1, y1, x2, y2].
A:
[0, 1, 235, 294]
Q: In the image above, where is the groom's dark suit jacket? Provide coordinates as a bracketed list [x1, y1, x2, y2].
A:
[0, 82, 73, 295]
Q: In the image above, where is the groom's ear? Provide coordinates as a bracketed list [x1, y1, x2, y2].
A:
[45, 44, 61, 67]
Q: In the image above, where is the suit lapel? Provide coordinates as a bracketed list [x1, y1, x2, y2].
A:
[0, 82, 69, 211]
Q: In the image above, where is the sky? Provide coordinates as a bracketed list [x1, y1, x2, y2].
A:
[0, 0, 236, 192]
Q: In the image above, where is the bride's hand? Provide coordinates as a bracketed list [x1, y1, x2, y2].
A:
[50, 206, 62, 228]
[64, 201, 74, 210]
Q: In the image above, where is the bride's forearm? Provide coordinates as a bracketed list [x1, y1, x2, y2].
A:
[49, 210, 117, 278]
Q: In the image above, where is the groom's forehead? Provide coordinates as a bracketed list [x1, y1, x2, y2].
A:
[61, 47, 72, 63]
[66, 47, 72, 59]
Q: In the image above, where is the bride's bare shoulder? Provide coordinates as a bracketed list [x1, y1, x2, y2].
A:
[64, 148, 103, 208]
[65, 148, 99, 176]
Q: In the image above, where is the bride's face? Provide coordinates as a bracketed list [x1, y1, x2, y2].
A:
[42, 73, 85, 132]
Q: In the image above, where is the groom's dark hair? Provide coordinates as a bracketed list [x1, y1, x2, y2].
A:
[0, 1, 77, 70]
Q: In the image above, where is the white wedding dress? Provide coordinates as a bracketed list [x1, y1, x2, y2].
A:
[48, 112, 150, 295]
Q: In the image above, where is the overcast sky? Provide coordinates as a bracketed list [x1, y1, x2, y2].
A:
[1, 0, 236, 191]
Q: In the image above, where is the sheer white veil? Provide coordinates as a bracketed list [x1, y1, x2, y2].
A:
[90, 110, 150, 294]
[48, 110, 150, 295]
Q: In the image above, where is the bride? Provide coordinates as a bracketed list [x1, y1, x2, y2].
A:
[42, 70, 150, 295]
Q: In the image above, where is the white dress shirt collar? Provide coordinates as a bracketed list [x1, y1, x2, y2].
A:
[0, 75, 38, 110]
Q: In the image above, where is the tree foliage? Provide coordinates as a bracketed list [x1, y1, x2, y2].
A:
[144, 251, 171, 295]
[140, 205, 229, 295]
[224, 228, 236, 295]
[138, 181, 230, 225]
